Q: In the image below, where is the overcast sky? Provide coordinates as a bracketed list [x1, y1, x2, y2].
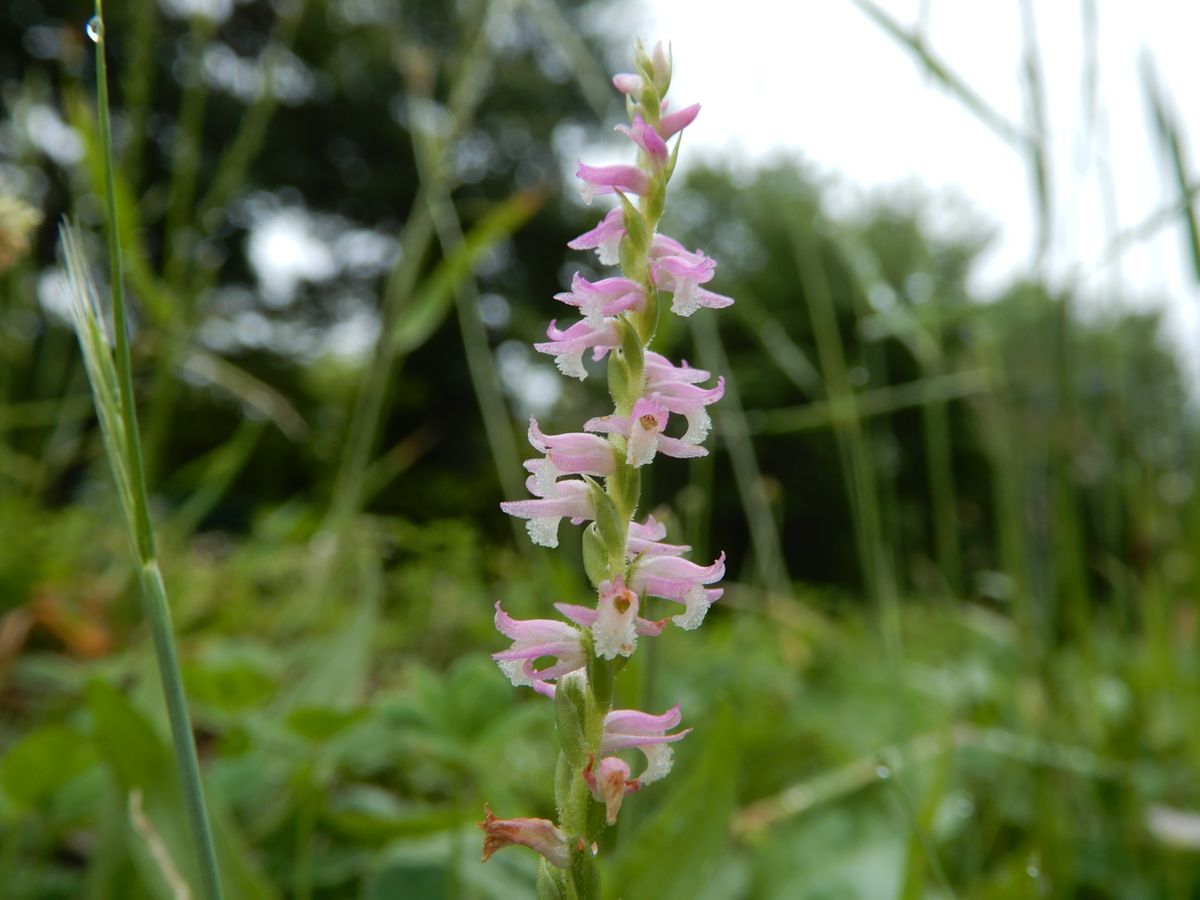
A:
[638, 0, 1200, 369]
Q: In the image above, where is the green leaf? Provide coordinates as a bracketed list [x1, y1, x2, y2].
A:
[286, 706, 368, 743]
[183, 658, 276, 713]
[0, 724, 95, 809]
[286, 554, 381, 712]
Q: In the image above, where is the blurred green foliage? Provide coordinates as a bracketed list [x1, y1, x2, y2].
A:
[3, 0, 1200, 898]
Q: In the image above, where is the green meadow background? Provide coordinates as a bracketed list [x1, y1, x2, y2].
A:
[3, 1, 1200, 897]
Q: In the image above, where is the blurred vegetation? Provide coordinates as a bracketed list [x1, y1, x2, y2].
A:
[3, 1, 1200, 898]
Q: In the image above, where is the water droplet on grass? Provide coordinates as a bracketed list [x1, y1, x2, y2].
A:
[86, 16, 103, 43]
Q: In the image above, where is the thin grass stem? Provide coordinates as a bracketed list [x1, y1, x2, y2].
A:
[88, 5, 224, 897]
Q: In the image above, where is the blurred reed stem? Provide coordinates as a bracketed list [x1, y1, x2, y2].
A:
[323, 198, 434, 531]
[756, 369, 988, 434]
[119, 2, 160, 188]
[789, 215, 901, 656]
[692, 313, 791, 598]
[407, 93, 527, 517]
[968, 335, 1036, 646]
[918, 329, 963, 596]
[143, 2, 309, 487]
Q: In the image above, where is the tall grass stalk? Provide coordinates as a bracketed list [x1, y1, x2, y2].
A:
[59, 5, 223, 897]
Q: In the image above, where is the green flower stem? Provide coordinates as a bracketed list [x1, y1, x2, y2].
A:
[93, 4, 224, 898]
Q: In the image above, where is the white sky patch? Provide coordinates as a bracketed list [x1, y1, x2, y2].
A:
[158, 0, 234, 23]
[497, 340, 562, 419]
[246, 208, 337, 305]
[643, 0, 1200, 373]
[23, 104, 83, 165]
[324, 307, 381, 360]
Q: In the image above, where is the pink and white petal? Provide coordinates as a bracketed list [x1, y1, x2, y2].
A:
[654, 436, 708, 460]
[657, 102, 701, 139]
[673, 586, 723, 630]
[604, 704, 683, 736]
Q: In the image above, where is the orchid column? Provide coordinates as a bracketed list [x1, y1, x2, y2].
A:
[482, 41, 732, 899]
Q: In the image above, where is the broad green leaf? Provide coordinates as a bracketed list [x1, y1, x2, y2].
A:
[0, 724, 95, 809]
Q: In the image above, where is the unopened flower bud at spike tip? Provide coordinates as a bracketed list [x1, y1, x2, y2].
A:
[616, 115, 669, 165]
[651, 41, 672, 91]
[612, 73, 643, 96]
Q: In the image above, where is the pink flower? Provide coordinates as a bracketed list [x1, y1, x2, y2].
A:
[615, 114, 668, 165]
[554, 577, 664, 660]
[533, 318, 620, 381]
[479, 805, 571, 868]
[649, 234, 716, 275]
[601, 705, 691, 785]
[554, 272, 645, 328]
[576, 162, 649, 205]
[524, 417, 616, 495]
[650, 240, 733, 317]
[584, 756, 640, 825]
[656, 102, 701, 139]
[500, 476, 594, 548]
[626, 515, 691, 558]
[568, 208, 625, 266]
[584, 396, 707, 468]
[643, 350, 712, 386]
[631, 552, 726, 630]
[644, 350, 725, 443]
[491, 602, 585, 690]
